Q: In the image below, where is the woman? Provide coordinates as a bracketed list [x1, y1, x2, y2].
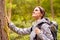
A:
[7, 6, 53, 40]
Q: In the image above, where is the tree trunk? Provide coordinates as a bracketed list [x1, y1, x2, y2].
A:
[50, 0, 55, 19]
[7, 0, 12, 19]
[0, 0, 9, 40]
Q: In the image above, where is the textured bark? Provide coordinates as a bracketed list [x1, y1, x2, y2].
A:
[0, 0, 9, 40]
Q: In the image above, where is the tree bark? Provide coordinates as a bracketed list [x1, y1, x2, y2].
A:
[0, 0, 9, 40]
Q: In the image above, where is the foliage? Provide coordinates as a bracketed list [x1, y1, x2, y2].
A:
[6, 0, 60, 40]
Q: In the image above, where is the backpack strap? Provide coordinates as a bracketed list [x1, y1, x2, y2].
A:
[30, 26, 33, 32]
[36, 22, 50, 29]
[34, 22, 50, 40]
[30, 22, 50, 32]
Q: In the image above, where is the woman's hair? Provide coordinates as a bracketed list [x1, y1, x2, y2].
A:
[36, 6, 45, 19]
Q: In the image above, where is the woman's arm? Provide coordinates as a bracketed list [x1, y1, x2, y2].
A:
[8, 22, 32, 35]
[6, 16, 32, 35]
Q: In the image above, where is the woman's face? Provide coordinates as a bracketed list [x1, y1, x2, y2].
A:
[32, 7, 42, 19]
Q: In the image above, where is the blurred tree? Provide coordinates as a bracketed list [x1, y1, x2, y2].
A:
[0, 0, 9, 40]
[7, 0, 12, 19]
[50, 0, 55, 19]
[37, 0, 40, 6]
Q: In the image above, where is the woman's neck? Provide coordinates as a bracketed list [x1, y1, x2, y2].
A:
[36, 17, 41, 20]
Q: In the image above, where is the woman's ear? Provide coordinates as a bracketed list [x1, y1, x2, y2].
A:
[40, 13, 43, 17]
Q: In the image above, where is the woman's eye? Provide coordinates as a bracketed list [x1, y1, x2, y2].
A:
[35, 9, 38, 11]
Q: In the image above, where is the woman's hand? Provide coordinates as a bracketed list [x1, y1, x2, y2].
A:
[6, 16, 11, 23]
[35, 27, 41, 35]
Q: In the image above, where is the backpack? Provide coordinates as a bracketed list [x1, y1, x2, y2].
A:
[31, 18, 58, 40]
